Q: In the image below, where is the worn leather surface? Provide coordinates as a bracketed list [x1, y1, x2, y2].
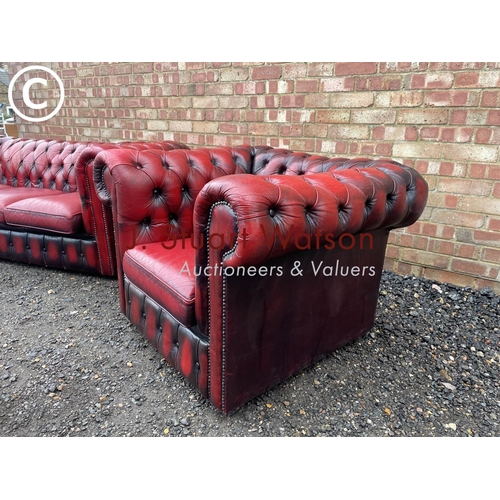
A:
[0, 186, 65, 223]
[0, 137, 189, 275]
[123, 240, 196, 327]
[0, 228, 100, 272]
[4, 192, 83, 234]
[124, 278, 209, 397]
[97, 144, 429, 412]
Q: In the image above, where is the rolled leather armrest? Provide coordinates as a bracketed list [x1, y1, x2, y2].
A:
[193, 159, 428, 268]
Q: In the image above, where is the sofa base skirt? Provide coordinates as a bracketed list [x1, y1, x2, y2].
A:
[124, 277, 209, 399]
[0, 228, 103, 275]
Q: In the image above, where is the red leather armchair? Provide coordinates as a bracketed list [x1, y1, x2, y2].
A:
[0, 137, 188, 275]
[94, 145, 428, 412]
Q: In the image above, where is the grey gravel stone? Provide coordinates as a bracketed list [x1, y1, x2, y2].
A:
[0, 262, 499, 437]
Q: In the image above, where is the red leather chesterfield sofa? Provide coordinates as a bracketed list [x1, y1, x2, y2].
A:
[0, 137, 188, 275]
[94, 145, 428, 413]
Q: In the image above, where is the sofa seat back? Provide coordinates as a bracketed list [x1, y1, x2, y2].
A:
[0, 138, 88, 192]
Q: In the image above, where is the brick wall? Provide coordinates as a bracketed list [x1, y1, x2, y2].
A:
[6, 62, 500, 293]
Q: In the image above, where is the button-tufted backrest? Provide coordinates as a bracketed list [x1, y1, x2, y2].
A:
[252, 148, 363, 176]
[94, 146, 264, 247]
[0, 138, 87, 191]
[194, 158, 429, 270]
[0, 137, 191, 193]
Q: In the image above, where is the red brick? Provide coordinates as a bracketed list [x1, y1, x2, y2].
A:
[473, 230, 500, 243]
[487, 110, 500, 125]
[280, 125, 303, 137]
[423, 268, 476, 289]
[133, 63, 153, 73]
[438, 162, 454, 175]
[372, 127, 385, 140]
[291, 110, 314, 123]
[488, 219, 500, 231]
[455, 72, 480, 87]
[457, 244, 477, 259]
[375, 143, 392, 155]
[434, 240, 455, 255]
[421, 127, 439, 140]
[475, 128, 492, 144]
[449, 127, 471, 143]
[390, 91, 423, 107]
[469, 163, 487, 178]
[425, 91, 469, 107]
[322, 77, 355, 92]
[404, 127, 419, 141]
[385, 245, 400, 259]
[243, 110, 264, 122]
[482, 247, 500, 263]
[281, 95, 305, 108]
[451, 259, 487, 276]
[289, 139, 315, 151]
[296, 80, 319, 93]
[204, 83, 233, 95]
[431, 209, 485, 228]
[251, 66, 282, 80]
[250, 96, 279, 109]
[438, 178, 491, 196]
[444, 195, 459, 209]
[335, 62, 377, 76]
[304, 94, 330, 108]
[356, 76, 401, 91]
[248, 123, 279, 135]
[481, 91, 500, 107]
[421, 223, 438, 237]
[401, 249, 449, 268]
[220, 123, 238, 134]
[235, 82, 266, 95]
[414, 160, 429, 174]
[489, 166, 500, 180]
[185, 62, 205, 70]
[303, 124, 328, 137]
[450, 110, 467, 124]
[267, 80, 294, 94]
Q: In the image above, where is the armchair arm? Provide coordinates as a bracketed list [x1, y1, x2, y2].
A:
[193, 159, 428, 268]
[192, 160, 428, 411]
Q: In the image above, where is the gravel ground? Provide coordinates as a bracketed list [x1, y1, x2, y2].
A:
[0, 260, 498, 437]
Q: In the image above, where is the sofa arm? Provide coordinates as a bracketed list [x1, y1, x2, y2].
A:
[193, 159, 428, 268]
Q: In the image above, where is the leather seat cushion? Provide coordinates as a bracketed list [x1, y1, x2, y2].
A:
[3, 192, 83, 234]
[123, 240, 196, 327]
[0, 187, 65, 224]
